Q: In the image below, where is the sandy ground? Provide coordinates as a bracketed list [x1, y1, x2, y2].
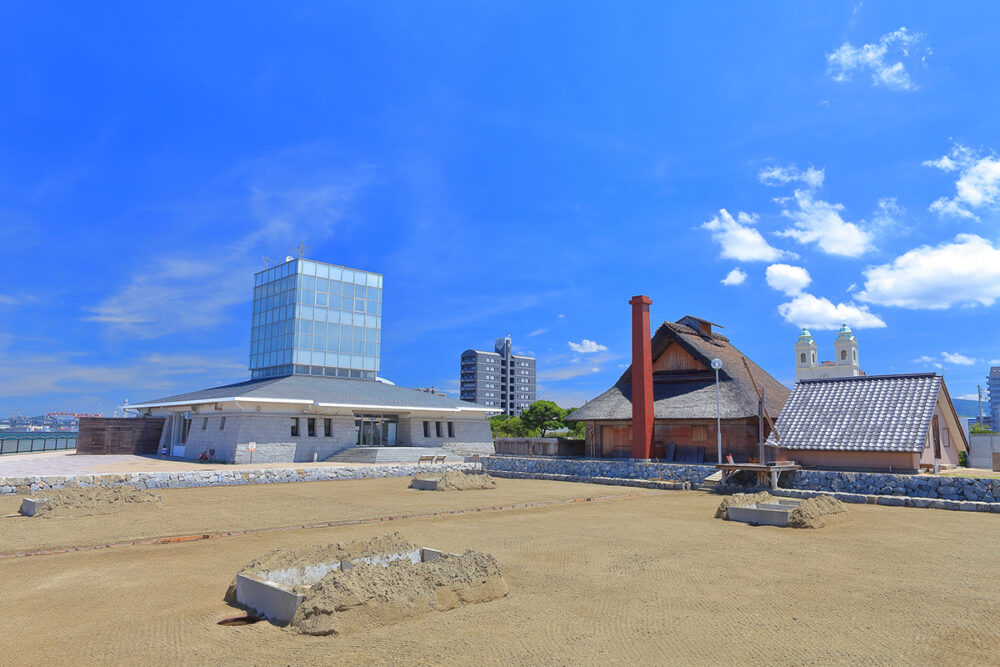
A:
[2, 479, 1000, 665]
[0, 450, 395, 476]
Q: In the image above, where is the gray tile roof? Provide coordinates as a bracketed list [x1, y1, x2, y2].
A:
[771, 373, 941, 453]
[130, 375, 488, 412]
[567, 320, 789, 422]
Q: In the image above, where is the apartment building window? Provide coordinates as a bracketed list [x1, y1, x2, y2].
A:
[219, 417, 226, 430]
[308, 418, 316, 437]
[290, 418, 300, 437]
[201, 418, 208, 430]
[324, 418, 332, 437]
[435, 421, 442, 437]
[423, 421, 430, 437]
[447, 422, 455, 438]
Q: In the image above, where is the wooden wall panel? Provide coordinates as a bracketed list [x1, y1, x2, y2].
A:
[77, 418, 166, 455]
[652, 344, 704, 372]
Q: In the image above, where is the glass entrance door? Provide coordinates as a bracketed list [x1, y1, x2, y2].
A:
[355, 415, 398, 446]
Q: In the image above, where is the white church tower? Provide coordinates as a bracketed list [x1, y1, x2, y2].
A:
[794, 329, 818, 378]
[833, 324, 860, 376]
[795, 324, 861, 380]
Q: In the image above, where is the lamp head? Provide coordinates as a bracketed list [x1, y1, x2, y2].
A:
[711, 358, 723, 370]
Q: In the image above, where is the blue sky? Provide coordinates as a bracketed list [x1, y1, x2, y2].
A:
[1, 2, 999, 417]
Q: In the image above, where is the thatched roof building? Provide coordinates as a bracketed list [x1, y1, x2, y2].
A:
[568, 314, 789, 461]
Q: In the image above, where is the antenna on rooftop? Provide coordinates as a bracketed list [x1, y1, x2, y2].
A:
[262, 256, 276, 268]
[297, 240, 311, 258]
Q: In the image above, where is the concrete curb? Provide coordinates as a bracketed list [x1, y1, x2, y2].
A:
[0, 463, 478, 496]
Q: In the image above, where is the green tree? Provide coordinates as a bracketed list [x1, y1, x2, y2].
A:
[971, 422, 996, 434]
[521, 400, 567, 437]
[489, 414, 535, 438]
[563, 408, 586, 439]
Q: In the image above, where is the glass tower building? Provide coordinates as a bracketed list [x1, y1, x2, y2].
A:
[249, 257, 382, 380]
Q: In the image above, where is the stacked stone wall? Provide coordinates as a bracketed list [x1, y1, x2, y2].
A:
[783, 469, 1000, 503]
[0, 462, 477, 496]
[481, 456, 716, 487]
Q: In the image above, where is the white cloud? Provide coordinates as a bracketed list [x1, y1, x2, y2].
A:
[777, 293, 887, 330]
[913, 355, 944, 369]
[538, 365, 602, 381]
[942, 352, 977, 365]
[827, 27, 926, 91]
[776, 189, 874, 257]
[720, 268, 747, 286]
[989, 359, 1000, 366]
[568, 339, 609, 354]
[871, 197, 905, 233]
[765, 264, 812, 296]
[85, 170, 372, 338]
[557, 313, 565, 319]
[924, 144, 1000, 220]
[759, 165, 825, 189]
[702, 209, 792, 262]
[858, 234, 1000, 309]
[527, 328, 547, 337]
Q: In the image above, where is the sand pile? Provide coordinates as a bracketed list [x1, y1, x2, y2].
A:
[714, 491, 774, 520]
[409, 470, 496, 491]
[291, 549, 509, 636]
[26, 486, 160, 518]
[787, 495, 846, 529]
[224, 533, 414, 603]
[715, 492, 846, 528]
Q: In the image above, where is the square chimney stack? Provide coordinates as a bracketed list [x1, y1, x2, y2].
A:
[629, 295, 654, 460]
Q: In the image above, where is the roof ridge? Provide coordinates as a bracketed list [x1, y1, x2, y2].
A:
[798, 372, 938, 383]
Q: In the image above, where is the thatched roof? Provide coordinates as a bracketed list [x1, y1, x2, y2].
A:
[567, 320, 789, 422]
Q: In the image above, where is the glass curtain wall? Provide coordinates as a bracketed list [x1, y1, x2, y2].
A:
[250, 258, 382, 380]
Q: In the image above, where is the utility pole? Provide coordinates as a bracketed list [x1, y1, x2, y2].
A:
[978, 385, 985, 427]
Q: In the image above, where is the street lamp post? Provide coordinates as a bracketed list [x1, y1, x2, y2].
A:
[711, 358, 723, 464]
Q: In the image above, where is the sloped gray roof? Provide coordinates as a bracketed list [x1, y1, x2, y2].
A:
[130, 375, 488, 412]
[567, 320, 789, 422]
[772, 373, 940, 453]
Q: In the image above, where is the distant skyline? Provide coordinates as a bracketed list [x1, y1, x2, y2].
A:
[1, 2, 999, 416]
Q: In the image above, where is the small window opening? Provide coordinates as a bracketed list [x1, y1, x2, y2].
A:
[423, 421, 430, 438]
[324, 418, 332, 437]
[201, 417, 208, 430]
[447, 421, 455, 438]
[219, 416, 226, 430]
[290, 418, 300, 437]
[307, 418, 316, 437]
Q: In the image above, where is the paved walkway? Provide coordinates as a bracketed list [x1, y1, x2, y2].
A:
[0, 451, 375, 477]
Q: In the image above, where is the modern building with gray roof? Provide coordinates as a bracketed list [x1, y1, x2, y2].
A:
[769, 373, 968, 473]
[129, 375, 494, 463]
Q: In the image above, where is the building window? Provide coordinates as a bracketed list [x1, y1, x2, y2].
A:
[423, 421, 430, 438]
[841, 349, 847, 360]
[435, 421, 442, 437]
[799, 353, 806, 363]
[447, 422, 455, 438]
[201, 417, 208, 430]
[308, 418, 316, 437]
[219, 417, 226, 430]
[324, 418, 332, 437]
[290, 418, 300, 437]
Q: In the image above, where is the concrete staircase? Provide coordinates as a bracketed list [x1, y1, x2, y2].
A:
[325, 447, 458, 464]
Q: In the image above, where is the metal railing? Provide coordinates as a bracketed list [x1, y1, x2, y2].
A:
[0, 433, 77, 455]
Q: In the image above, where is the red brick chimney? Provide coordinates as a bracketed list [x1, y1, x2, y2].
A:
[629, 295, 653, 459]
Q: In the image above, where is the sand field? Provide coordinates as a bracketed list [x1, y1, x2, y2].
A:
[1, 477, 999, 665]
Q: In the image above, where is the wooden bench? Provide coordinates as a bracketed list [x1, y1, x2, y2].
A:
[434, 455, 447, 464]
[418, 455, 435, 464]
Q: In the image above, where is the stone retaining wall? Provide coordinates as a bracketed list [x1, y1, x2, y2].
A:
[481, 456, 716, 487]
[768, 487, 1000, 513]
[0, 463, 478, 496]
[783, 469, 1000, 503]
